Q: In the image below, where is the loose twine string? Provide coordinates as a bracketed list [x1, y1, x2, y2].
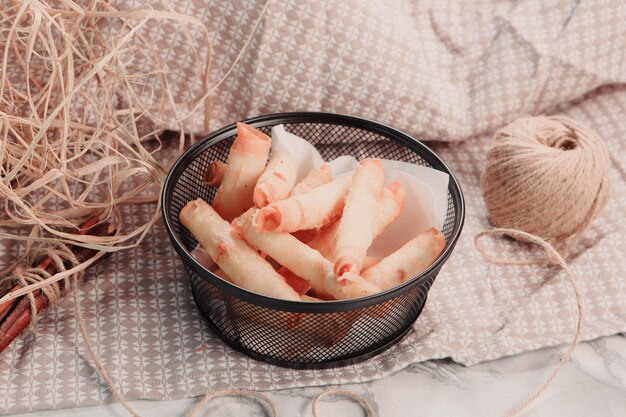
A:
[475, 228, 585, 417]
[311, 388, 376, 417]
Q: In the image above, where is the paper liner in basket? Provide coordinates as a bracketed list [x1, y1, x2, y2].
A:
[271, 124, 449, 257]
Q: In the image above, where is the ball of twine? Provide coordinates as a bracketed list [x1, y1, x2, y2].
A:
[481, 115, 610, 251]
[477, 115, 611, 417]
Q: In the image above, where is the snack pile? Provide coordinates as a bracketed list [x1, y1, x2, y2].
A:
[180, 123, 445, 301]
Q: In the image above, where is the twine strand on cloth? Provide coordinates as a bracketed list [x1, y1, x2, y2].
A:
[475, 228, 585, 417]
[71, 277, 143, 417]
[74, 272, 278, 417]
[75, 272, 279, 417]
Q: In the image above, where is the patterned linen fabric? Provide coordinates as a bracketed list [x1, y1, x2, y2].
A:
[1, 0, 625, 413]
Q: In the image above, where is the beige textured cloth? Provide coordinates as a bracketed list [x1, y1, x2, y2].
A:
[1, 0, 626, 413]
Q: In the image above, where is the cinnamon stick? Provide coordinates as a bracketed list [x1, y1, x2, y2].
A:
[0, 290, 47, 352]
[0, 217, 115, 354]
[0, 285, 20, 323]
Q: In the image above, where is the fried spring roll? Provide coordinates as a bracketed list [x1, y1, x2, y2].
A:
[234, 210, 380, 299]
[203, 161, 227, 187]
[253, 174, 351, 233]
[291, 163, 333, 196]
[362, 227, 445, 291]
[212, 123, 272, 221]
[180, 199, 300, 301]
[253, 149, 297, 207]
[333, 159, 385, 277]
[309, 181, 405, 259]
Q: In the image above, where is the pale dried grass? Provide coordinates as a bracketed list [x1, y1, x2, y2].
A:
[0, 0, 262, 303]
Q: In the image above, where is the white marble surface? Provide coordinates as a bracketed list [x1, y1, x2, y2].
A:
[14, 333, 626, 417]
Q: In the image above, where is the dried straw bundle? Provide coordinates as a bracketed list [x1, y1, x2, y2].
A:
[0, 0, 218, 303]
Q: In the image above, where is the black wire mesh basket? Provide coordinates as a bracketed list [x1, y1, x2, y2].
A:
[162, 112, 465, 369]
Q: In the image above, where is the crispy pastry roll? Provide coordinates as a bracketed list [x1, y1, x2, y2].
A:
[180, 199, 301, 301]
[333, 159, 386, 277]
[290, 163, 333, 196]
[253, 149, 297, 207]
[212, 122, 271, 221]
[253, 174, 351, 233]
[362, 227, 445, 291]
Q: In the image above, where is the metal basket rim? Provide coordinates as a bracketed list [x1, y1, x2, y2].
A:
[161, 111, 465, 313]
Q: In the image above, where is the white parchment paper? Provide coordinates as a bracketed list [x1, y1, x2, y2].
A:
[271, 124, 449, 258]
